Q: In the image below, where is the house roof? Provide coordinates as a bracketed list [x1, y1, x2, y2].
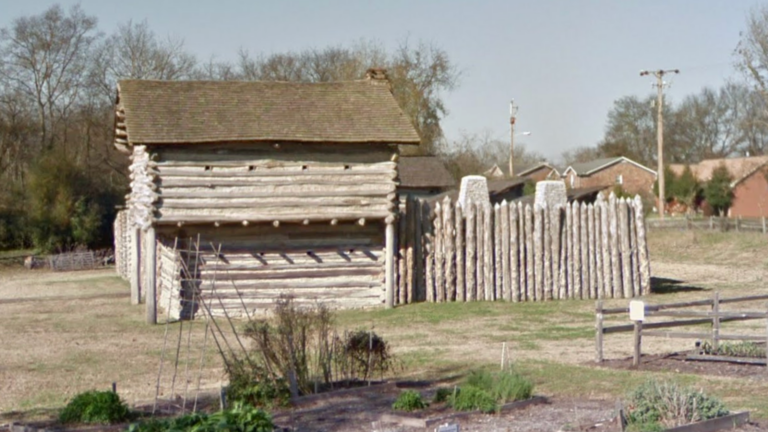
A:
[516, 162, 560, 177]
[116, 79, 421, 145]
[487, 177, 529, 194]
[565, 157, 656, 177]
[398, 156, 456, 189]
[670, 156, 768, 186]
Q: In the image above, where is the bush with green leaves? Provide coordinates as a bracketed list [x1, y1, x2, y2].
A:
[126, 402, 273, 432]
[59, 390, 131, 425]
[227, 358, 290, 408]
[447, 369, 534, 413]
[433, 387, 453, 404]
[625, 380, 729, 430]
[392, 390, 428, 412]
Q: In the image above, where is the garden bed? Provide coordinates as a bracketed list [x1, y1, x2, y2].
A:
[594, 351, 768, 381]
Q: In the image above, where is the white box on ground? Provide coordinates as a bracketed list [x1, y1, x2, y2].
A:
[629, 300, 645, 321]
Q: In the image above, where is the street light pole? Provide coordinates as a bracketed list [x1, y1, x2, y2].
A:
[640, 69, 679, 220]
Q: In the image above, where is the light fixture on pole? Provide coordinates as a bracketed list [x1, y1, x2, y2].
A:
[509, 100, 518, 177]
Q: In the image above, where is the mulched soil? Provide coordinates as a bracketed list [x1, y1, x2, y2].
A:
[595, 351, 768, 381]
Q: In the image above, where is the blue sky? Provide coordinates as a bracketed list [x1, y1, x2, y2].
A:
[0, 1, 760, 161]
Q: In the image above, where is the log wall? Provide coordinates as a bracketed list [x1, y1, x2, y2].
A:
[151, 143, 397, 225]
[396, 193, 650, 304]
[156, 223, 386, 318]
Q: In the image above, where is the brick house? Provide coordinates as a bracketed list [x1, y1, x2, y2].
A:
[516, 162, 561, 182]
[563, 157, 656, 197]
[671, 156, 768, 217]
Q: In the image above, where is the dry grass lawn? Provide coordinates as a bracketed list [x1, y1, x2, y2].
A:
[2, 228, 768, 421]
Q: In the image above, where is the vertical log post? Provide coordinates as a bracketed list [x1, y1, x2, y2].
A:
[466, 201, 477, 301]
[634, 196, 651, 296]
[543, 206, 553, 300]
[629, 202, 641, 297]
[599, 195, 613, 298]
[533, 205, 544, 301]
[552, 204, 563, 300]
[620, 199, 633, 298]
[443, 197, 455, 302]
[572, 202, 582, 299]
[633, 320, 642, 367]
[580, 202, 590, 299]
[609, 193, 622, 298]
[588, 204, 598, 299]
[385, 217, 396, 308]
[524, 204, 534, 301]
[594, 204, 605, 298]
[763, 216, 766, 234]
[712, 291, 720, 351]
[130, 227, 142, 305]
[476, 203, 485, 301]
[494, 203, 503, 300]
[414, 198, 425, 301]
[455, 203, 465, 302]
[145, 227, 157, 324]
[483, 203, 493, 301]
[596, 300, 604, 363]
[565, 202, 573, 299]
[510, 203, 520, 302]
[434, 202, 444, 302]
[501, 202, 511, 301]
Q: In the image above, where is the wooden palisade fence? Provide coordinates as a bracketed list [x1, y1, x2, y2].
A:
[395, 192, 650, 304]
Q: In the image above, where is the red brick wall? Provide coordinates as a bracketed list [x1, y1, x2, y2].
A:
[567, 161, 656, 197]
[730, 168, 768, 217]
[526, 167, 558, 182]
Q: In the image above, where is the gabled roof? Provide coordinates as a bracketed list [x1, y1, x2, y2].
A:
[487, 177, 529, 194]
[517, 162, 560, 177]
[670, 156, 768, 187]
[564, 156, 656, 177]
[398, 156, 456, 189]
[116, 78, 421, 145]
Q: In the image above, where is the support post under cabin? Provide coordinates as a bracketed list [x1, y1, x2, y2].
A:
[385, 218, 396, 308]
[130, 227, 141, 305]
[144, 227, 157, 324]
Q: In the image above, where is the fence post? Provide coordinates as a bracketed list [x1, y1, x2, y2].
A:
[712, 291, 720, 351]
[596, 300, 604, 363]
[709, 216, 714, 231]
[763, 216, 766, 234]
[765, 303, 768, 367]
[633, 320, 643, 367]
[736, 216, 741, 232]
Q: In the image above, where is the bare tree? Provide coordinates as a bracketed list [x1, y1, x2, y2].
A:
[0, 4, 99, 150]
[440, 130, 544, 179]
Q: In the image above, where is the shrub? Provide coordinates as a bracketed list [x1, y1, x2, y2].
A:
[227, 359, 290, 408]
[392, 390, 428, 411]
[464, 369, 533, 403]
[343, 329, 397, 381]
[59, 390, 131, 425]
[626, 380, 729, 429]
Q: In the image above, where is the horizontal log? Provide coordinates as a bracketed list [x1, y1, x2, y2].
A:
[197, 261, 382, 272]
[158, 177, 394, 188]
[642, 330, 712, 339]
[157, 185, 396, 199]
[649, 310, 768, 319]
[156, 198, 389, 210]
[603, 316, 760, 334]
[157, 167, 397, 178]
[156, 151, 393, 165]
[155, 211, 392, 224]
[202, 267, 382, 281]
[199, 279, 380, 290]
[683, 355, 765, 365]
[204, 287, 381, 299]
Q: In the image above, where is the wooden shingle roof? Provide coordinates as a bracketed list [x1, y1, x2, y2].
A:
[116, 79, 421, 145]
[398, 156, 456, 189]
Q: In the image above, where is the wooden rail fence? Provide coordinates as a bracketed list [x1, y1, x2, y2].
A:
[647, 216, 768, 233]
[596, 292, 768, 365]
[396, 193, 650, 304]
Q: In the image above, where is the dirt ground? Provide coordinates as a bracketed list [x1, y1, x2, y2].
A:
[3, 230, 768, 429]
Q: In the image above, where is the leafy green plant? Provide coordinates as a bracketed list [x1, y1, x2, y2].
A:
[392, 390, 428, 411]
[701, 341, 764, 358]
[625, 379, 729, 429]
[59, 390, 131, 425]
[433, 387, 453, 404]
[703, 164, 733, 216]
[126, 402, 272, 432]
[227, 359, 290, 408]
[464, 369, 533, 403]
[448, 386, 497, 413]
[344, 329, 397, 381]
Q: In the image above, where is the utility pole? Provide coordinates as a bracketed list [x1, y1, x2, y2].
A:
[640, 69, 679, 220]
[509, 100, 518, 178]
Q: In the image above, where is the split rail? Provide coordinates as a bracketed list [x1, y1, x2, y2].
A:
[595, 292, 768, 365]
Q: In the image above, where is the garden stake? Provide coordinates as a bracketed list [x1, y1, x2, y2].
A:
[153, 237, 179, 414]
[181, 235, 202, 413]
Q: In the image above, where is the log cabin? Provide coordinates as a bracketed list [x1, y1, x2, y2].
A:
[114, 70, 421, 322]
